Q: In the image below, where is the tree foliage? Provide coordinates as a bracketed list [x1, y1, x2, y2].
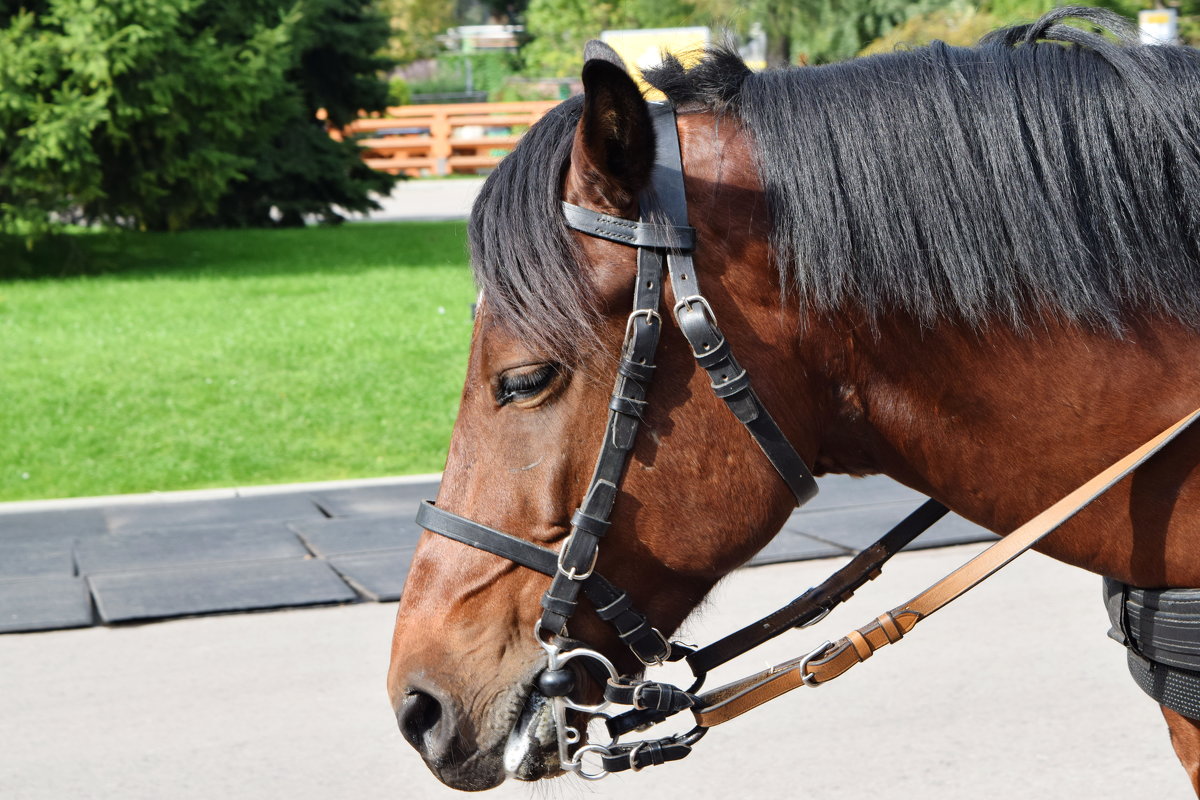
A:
[522, 0, 698, 77]
[0, 0, 395, 236]
[859, 1, 1000, 55]
[860, 0, 1200, 57]
[380, 0, 455, 64]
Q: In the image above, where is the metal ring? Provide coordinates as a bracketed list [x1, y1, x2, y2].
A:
[556, 648, 620, 714]
[799, 640, 834, 688]
[568, 744, 612, 781]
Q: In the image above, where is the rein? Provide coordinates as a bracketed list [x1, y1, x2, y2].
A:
[414, 101, 1200, 779]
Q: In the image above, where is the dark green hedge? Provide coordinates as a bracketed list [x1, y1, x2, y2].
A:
[0, 0, 396, 235]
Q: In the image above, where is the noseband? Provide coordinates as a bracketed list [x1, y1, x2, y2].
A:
[414, 101, 1200, 779]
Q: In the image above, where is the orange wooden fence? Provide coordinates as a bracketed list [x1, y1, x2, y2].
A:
[329, 101, 560, 177]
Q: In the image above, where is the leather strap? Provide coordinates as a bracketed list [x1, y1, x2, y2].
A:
[416, 501, 668, 662]
[686, 498, 949, 676]
[645, 105, 819, 507]
[693, 406, 1200, 726]
[561, 202, 696, 250]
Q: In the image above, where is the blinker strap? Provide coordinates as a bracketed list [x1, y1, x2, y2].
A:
[562, 202, 696, 250]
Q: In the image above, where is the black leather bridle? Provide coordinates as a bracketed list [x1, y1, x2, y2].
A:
[415, 102, 949, 777]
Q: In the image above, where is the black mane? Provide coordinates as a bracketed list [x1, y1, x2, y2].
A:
[471, 7, 1200, 361]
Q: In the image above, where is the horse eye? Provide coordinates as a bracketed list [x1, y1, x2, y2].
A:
[496, 364, 559, 406]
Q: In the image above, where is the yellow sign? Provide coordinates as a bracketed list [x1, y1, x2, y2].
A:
[600, 27, 711, 98]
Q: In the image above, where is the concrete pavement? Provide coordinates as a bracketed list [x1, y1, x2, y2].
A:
[341, 178, 485, 223]
[1, 542, 1189, 799]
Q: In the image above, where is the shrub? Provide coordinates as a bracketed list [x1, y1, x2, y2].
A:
[0, 0, 396, 236]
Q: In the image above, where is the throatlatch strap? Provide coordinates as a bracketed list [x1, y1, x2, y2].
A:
[1106, 577, 1200, 720]
[694, 406, 1200, 726]
[647, 107, 818, 507]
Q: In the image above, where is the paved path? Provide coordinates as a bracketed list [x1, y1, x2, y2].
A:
[1, 543, 1189, 799]
[0, 474, 995, 634]
[341, 178, 485, 222]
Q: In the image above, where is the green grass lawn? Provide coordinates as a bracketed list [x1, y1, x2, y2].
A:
[0, 222, 476, 502]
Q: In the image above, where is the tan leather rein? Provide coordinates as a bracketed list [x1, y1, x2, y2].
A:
[694, 406, 1200, 727]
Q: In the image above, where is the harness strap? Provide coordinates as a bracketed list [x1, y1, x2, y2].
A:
[641, 102, 819, 507]
[561, 202, 696, 250]
[415, 501, 669, 662]
[685, 498, 949, 676]
[693, 406, 1200, 726]
[536, 107, 677, 660]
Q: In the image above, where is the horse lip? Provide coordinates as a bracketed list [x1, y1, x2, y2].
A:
[503, 687, 560, 780]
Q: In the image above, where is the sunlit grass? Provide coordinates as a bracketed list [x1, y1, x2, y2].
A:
[0, 222, 475, 501]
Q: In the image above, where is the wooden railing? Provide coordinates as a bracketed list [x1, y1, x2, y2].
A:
[330, 101, 560, 177]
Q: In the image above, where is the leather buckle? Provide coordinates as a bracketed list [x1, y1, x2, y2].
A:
[673, 294, 726, 358]
[624, 308, 661, 344]
[556, 534, 599, 581]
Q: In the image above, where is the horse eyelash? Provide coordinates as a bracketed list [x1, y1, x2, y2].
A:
[496, 364, 558, 405]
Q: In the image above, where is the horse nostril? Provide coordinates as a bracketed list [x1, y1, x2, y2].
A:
[399, 689, 444, 751]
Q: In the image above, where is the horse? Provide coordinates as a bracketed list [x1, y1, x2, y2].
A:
[388, 7, 1200, 792]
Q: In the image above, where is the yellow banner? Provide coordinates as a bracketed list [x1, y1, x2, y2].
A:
[599, 27, 711, 98]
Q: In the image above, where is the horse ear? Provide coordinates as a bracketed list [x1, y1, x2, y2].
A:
[583, 40, 628, 72]
[571, 58, 654, 214]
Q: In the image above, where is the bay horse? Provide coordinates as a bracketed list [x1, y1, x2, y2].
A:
[389, 7, 1200, 792]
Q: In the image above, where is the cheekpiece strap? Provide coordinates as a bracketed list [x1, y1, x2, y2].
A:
[644, 102, 819, 507]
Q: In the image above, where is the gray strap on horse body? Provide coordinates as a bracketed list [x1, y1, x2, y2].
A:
[1105, 577, 1200, 720]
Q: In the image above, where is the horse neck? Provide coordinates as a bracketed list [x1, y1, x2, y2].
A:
[808, 312, 1200, 586]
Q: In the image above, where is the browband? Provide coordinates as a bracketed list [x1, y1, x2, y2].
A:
[561, 202, 696, 250]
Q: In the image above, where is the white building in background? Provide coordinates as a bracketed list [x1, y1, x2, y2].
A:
[1138, 8, 1179, 45]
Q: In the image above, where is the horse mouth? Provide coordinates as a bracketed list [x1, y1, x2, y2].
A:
[503, 688, 560, 780]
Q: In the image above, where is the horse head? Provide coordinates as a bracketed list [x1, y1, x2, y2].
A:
[386, 51, 825, 790]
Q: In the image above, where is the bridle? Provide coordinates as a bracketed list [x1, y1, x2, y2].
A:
[414, 101, 1200, 779]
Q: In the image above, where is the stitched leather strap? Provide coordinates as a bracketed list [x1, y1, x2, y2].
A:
[693, 406, 1200, 726]
[686, 498, 949, 676]
[646, 105, 819, 507]
[561, 202, 696, 250]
